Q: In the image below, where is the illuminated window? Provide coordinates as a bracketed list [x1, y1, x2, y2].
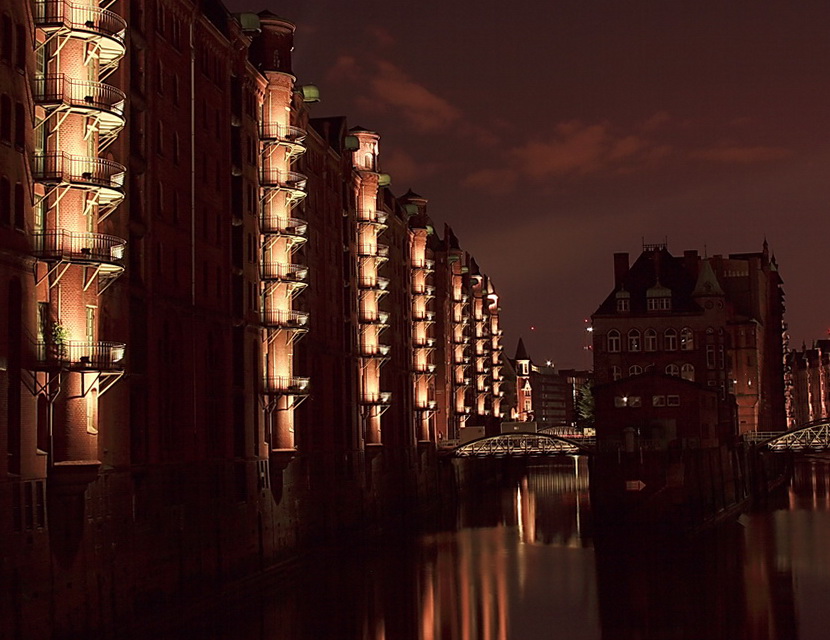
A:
[607, 329, 621, 353]
[666, 364, 679, 376]
[681, 363, 695, 382]
[628, 329, 641, 352]
[680, 328, 694, 351]
[665, 328, 677, 351]
[653, 395, 666, 407]
[667, 395, 680, 407]
[644, 328, 657, 352]
[627, 396, 642, 407]
[629, 365, 643, 376]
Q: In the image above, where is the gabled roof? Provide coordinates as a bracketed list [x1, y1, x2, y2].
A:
[595, 247, 702, 316]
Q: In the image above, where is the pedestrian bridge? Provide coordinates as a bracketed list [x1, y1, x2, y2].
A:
[453, 432, 595, 458]
[450, 419, 830, 458]
[745, 419, 830, 453]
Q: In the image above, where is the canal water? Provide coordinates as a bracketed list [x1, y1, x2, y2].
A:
[182, 456, 830, 640]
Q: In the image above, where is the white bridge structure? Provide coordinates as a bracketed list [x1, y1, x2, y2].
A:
[745, 419, 830, 453]
[451, 420, 830, 458]
[453, 430, 595, 458]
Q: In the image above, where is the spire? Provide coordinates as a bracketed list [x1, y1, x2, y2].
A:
[515, 337, 529, 361]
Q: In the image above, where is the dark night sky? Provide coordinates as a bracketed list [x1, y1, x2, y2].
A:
[226, 0, 830, 369]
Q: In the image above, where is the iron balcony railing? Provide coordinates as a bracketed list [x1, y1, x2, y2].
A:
[32, 229, 125, 266]
[34, 0, 127, 44]
[359, 310, 390, 324]
[32, 152, 125, 191]
[358, 276, 390, 290]
[357, 209, 388, 225]
[259, 123, 307, 145]
[259, 169, 308, 192]
[415, 400, 438, 411]
[412, 258, 435, 270]
[261, 262, 308, 282]
[361, 392, 392, 405]
[413, 362, 436, 374]
[263, 376, 310, 395]
[33, 74, 126, 119]
[36, 340, 125, 370]
[261, 309, 309, 329]
[357, 243, 390, 259]
[260, 215, 308, 238]
[413, 337, 436, 348]
[359, 344, 391, 358]
[412, 310, 435, 321]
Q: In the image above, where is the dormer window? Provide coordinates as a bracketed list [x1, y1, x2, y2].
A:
[615, 289, 630, 312]
[646, 281, 672, 311]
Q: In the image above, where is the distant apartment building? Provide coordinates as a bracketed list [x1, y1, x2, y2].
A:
[0, 2, 507, 635]
[786, 340, 830, 426]
[591, 242, 786, 442]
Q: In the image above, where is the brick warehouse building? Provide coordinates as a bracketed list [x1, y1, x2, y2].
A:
[786, 340, 830, 427]
[0, 2, 507, 636]
[591, 242, 786, 444]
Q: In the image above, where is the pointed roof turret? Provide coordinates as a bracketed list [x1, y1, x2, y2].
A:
[515, 337, 529, 362]
[692, 259, 725, 297]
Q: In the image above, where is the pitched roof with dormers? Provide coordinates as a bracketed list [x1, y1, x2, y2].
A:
[594, 247, 702, 316]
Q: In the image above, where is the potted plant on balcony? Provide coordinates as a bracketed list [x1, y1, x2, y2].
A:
[51, 323, 68, 360]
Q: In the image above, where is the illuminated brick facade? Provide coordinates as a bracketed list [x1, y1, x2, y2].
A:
[0, 3, 509, 635]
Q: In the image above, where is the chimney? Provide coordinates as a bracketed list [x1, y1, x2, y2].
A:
[684, 250, 699, 277]
[614, 252, 629, 288]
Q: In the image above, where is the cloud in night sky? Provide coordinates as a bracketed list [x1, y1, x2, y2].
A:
[328, 55, 462, 133]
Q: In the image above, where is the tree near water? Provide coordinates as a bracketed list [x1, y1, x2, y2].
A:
[576, 381, 594, 428]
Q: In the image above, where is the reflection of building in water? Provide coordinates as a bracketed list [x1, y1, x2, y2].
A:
[789, 456, 830, 509]
[418, 461, 593, 639]
[519, 459, 591, 546]
[418, 528, 509, 640]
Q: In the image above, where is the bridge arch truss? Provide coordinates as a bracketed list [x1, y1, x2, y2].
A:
[453, 432, 593, 458]
[758, 419, 830, 452]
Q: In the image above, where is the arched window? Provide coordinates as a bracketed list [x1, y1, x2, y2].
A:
[0, 93, 11, 143]
[644, 328, 657, 352]
[13, 182, 24, 229]
[629, 365, 643, 376]
[664, 328, 678, 351]
[680, 328, 694, 351]
[0, 176, 10, 226]
[681, 363, 695, 382]
[607, 329, 621, 353]
[611, 366, 621, 381]
[665, 363, 680, 376]
[628, 329, 641, 352]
